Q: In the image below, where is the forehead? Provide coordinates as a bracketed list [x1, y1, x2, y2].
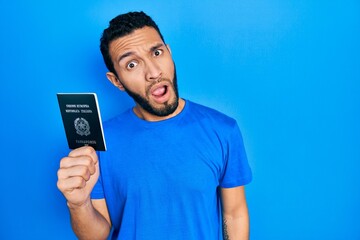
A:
[109, 27, 164, 60]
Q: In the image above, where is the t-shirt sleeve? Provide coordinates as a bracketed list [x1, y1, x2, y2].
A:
[90, 153, 105, 199]
[219, 122, 252, 188]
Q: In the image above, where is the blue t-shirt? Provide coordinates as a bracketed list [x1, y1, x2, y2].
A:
[91, 100, 252, 239]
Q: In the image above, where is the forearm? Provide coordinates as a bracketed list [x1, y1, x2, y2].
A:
[68, 199, 111, 240]
[220, 186, 250, 240]
[222, 213, 249, 240]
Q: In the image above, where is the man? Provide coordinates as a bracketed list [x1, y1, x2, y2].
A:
[57, 11, 252, 240]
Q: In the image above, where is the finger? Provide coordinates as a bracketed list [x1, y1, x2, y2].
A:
[68, 146, 98, 164]
[60, 156, 96, 175]
[57, 176, 86, 192]
[57, 165, 91, 181]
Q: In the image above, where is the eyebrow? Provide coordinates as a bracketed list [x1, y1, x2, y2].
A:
[118, 43, 165, 63]
[118, 51, 135, 63]
[150, 43, 165, 52]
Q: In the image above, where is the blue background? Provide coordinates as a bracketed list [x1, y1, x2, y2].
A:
[0, 1, 359, 239]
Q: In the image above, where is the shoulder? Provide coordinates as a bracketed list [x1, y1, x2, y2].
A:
[100, 108, 136, 149]
[186, 100, 237, 128]
[101, 108, 136, 139]
[103, 108, 133, 128]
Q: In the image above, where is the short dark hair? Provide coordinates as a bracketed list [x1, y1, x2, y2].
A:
[100, 11, 165, 76]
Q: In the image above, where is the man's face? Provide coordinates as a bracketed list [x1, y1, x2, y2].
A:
[107, 27, 179, 119]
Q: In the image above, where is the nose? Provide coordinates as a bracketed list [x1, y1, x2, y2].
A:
[145, 59, 162, 82]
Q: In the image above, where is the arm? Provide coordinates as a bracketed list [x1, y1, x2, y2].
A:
[57, 146, 111, 239]
[220, 186, 249, 240]
[68, 199, 111, 239]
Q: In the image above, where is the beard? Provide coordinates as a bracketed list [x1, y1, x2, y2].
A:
[123, 67, 179, 117]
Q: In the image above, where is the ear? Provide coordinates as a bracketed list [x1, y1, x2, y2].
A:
[166, 44, 172, 55]
[106, 72, 125, 91]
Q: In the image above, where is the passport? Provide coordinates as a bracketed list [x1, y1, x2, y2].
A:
[57, 93, 107, 151]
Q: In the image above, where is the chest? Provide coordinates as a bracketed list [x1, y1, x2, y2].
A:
[101, 128, 225, 199]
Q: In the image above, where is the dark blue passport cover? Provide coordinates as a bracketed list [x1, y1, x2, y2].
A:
[57, 93, 106, 151]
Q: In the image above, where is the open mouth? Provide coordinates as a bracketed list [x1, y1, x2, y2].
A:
[152, 85, 168, 97]
[150, 83, 170, 103]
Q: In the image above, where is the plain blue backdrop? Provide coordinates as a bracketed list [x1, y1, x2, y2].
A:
[0, 1, 359, 239]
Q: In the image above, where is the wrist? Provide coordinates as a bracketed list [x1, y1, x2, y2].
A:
[67, 198, 91, 210]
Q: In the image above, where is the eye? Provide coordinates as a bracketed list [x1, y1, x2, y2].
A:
[153, 49, 163, 57]
[126, 61, 138, 70]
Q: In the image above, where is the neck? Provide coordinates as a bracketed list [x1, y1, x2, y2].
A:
[133, 98, 185, 122]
